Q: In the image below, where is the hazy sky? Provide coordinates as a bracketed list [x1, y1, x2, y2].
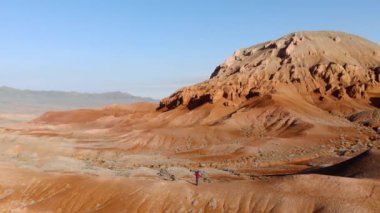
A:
[0, 0, 379, 99]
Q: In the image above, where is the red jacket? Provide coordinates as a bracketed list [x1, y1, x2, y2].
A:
[195, 171, 201, 178]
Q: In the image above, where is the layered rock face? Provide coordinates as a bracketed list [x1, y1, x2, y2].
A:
[159, 31, 380, 111]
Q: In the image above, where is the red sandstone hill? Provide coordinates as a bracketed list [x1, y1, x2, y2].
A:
[159, 31, 380, 114]
[31, 31, 380, 176]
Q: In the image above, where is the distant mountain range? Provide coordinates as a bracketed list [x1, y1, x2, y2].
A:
[0, 86, 157, 114]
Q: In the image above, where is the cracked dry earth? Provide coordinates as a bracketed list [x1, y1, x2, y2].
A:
[0, 31, 380, 212]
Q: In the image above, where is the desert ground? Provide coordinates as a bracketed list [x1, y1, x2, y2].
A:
[0, 31, 380, 212]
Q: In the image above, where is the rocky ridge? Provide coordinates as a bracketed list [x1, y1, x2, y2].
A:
[159, 31, 380, 112]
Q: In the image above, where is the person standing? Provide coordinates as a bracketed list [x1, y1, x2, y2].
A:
[195, 170, 202, 186]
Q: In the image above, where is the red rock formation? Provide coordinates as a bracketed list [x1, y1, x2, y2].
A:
[159, 31, 380, 113]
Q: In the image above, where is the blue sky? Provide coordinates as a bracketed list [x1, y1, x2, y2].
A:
[0, 0, 379, 99]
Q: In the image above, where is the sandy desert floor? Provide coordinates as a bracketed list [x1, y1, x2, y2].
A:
[1, 31, 380, 212]
[0, 107, 378, 212]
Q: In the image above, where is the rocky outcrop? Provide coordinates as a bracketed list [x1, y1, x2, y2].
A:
[158, 31, 380, 111]
[349, 109, 380, 130]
